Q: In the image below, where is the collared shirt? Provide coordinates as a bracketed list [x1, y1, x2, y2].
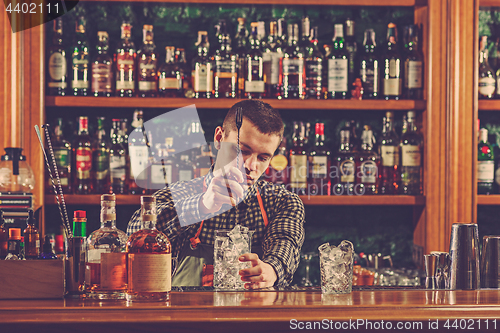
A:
[126, 170, 305, 287]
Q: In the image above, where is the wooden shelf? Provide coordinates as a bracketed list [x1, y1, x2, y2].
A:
[478, 195, 500, 205]
[45, 194, 425, 206]
[45, 96, 426, 111]
[78, 0, 422, 6]
[480, 0, 500, 7]
[478, 100, 500, 111]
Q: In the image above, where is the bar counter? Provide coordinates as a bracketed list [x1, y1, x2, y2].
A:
[2, 287, 500, 332]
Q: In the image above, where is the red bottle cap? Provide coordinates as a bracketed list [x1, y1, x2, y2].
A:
[74, 210, 86, 218]
[9, 228, 21, 240]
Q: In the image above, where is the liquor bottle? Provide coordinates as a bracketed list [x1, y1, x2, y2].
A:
[257, 21, 267, 48]
[289, 122, 307, 195]
[74, 116, 93, 194]
[194, 145, 214, 178]
[265, 138, 289, 186]
[73, 210, 87, 238]
[109, 119, 128, 194]
[403, 25, 424, 99]
[379, 112, 400, 194]
[245, 22, 265, 99]
[7, 228, 22, 259]
[137, 25, 158, 98]
[327, 24, 349, 99]
[176, 153, 195, 182]
[175, 48, 192, 98]
[47, 118, 72, 194]
[383, 23, 402, 100]
[308, 123, 331, 196]
[92, 117, 110, 194]
[92, 31, 113, 97]
[280, 23, 306, 99]
[0, 211, 7, 259]
[400, 111, 422, 194]
[115, 22, 136, 97]
[214, 20, 238, 99]
[86, 194, 128, 300]
[234, 18, 248, 98]
[478, 128, 495, 194]
[23, 209, 40, 259]
[39, 235, 57, 260]
[158, 46, 182, 97]
[192, 31, 213, 99]
[345, 18, 357, 87]
[263, 20, 284, 99]
[299, 16, 311, 49]
[333, 121, 357, 195]
[359, 29, 380, 99]
[71, 16, 89, 96]
[305, 27, 324, 99]
[356, 125, 380, 195]
[479, 36, 496, 99]
[126, 196, 172, 302]
[47, 17, 67, 96]
[129, 110, 149, 195]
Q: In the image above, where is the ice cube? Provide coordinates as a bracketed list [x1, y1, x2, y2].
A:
[318, 242, 331, 255]
[228, 225, 249, 255]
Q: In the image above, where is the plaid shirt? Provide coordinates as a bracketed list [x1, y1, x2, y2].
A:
[127, 170, 305, 287]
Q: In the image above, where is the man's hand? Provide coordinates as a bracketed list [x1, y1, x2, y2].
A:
[199, 165, 248, 215]
[238, 253, 277, 289]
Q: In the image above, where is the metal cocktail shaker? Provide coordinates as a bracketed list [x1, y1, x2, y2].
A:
[448, 223, 480, 290]
[480, 235, 500, 288]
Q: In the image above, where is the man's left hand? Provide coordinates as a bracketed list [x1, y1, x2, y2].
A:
[238, 253, 277, 289]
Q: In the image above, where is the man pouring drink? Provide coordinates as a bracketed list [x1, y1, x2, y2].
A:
[127, 100, 305, 289]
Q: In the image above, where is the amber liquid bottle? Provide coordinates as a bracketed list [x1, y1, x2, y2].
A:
[92, 31, 113, 97]
[74, 116, 93, 194]
[115, 22, 136, 97]
[192, 31, 213, 98]
[379, 112, 400, 194]
[47, 17, 67, 96]
[305, 27, 324, 100]
[214, 20, 238, 98]
[23, 209, 40, 259]
[289, 122, 307, 195]
[137, 25, 158, 97]
[158, 46, 182, 97]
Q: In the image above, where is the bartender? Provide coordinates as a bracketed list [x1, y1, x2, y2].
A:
[127, 100, 305, 289]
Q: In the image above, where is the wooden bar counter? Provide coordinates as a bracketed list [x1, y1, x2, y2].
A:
[1, 287, 500, 332]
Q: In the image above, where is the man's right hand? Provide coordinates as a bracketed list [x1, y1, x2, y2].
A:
[199, 166, 248, 215]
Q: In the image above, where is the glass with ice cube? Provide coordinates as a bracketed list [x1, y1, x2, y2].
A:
[318, 240, 354, 294]
[214, 225, 255, 290]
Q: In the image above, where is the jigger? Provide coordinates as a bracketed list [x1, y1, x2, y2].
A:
[449, 223, 480, 290]
[424, 254, 438, 289]
[480, 235, 500, 288]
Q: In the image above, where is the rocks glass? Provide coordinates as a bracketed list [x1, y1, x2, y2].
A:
[318, 240, 354, 294]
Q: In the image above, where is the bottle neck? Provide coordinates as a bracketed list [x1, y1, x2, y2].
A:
[101, 203, 117, 228]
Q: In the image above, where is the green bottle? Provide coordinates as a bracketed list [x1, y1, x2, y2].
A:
[73, 210, 87, 237]
[478, 128, 495, 194]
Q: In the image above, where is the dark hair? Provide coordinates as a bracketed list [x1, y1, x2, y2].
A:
[222, 100, 284, 139]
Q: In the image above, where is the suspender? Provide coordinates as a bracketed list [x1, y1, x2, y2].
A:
[190, 180, 268, 249]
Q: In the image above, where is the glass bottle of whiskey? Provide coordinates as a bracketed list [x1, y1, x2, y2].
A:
[245, 22, 265, 99]
[158, 46, 182, 97]
[214, 20, 238, 99]
[327, 24, 349, 99]
[280, 23, 305, 99]
[192, 31, 213, 98]
[115, 22, 136, 97]
[400, 111, 422, 194]
[379, 112, 400, 194]
[305, 26, 324, 99]
[333, 121, 357, 195]
[109, 119, 128, 194]
[137, 25, 158, 98]
[356, 125, 380, 195]
[127, 196, 172, 302]
[359, 29, 380, 99]
[92, 31, 113, 97]
[263, 20, 283, 99]
[71, 16, 89, 96]
[74, 116, 93, 194]
[290, 122, 307, 195]
[479, 35, 496, 99]
[86, 194, 128, 300]
[308, 123, 331, 196]
[345, 18, 357, 87]
[403, 25, 423, 99]
[47, 118, 72, 194]
[383, 23, 402, 100]
[234, 18, 248, 98]
[129, 110, 149, 195]
[23, 209, 40, 259]
[92, 117, 110, 194]
[47, 17, 67, 96]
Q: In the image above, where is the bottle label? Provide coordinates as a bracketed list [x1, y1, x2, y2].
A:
[48, 82, 67, 88]
[290, 155, 307, 187]
[215, 60, 237, 78]
[87, 248, 108, 262]
[406, 60, 422, 89]
[193, 64, 213, 92]
[151, 164, 172, 185]
[479, 77, 496, 97]
[54, 148, 70, 168]
[478, 160, 495, 182]
[159, 78, 181, 90]
[128, 253, 172, 293]
[380, 146, 399, 167]
[94, 150, 109, 180]
[72, 79, 89, 89]
[49, 52, 66, 81]
[306, 61, 322, 78]
[245, 81, 265, 93]
[92, 63, 113, 93]
[101, 253, 127, 291]
[383, 78, 402, 96]
[265, 51, 282, 85]
[282, 58, 303, 75]
[138, 81, 157, 91]
[116, 53, 135, 90]
[179, 170, 193, 182]
[129, 146, 149, 181]
[360, 64, 379, 94]
[110, 155, 126, 181]
[311, 156, 328, 178]
[327, 59, 348, 92]
[388, 58, 401, 77]
[270, 154, 288, 171]
[402, 145, 421, 166]
[76, 147, 92, 179]
[360, 160, 378, 183]
[340, 160, 355, 183]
